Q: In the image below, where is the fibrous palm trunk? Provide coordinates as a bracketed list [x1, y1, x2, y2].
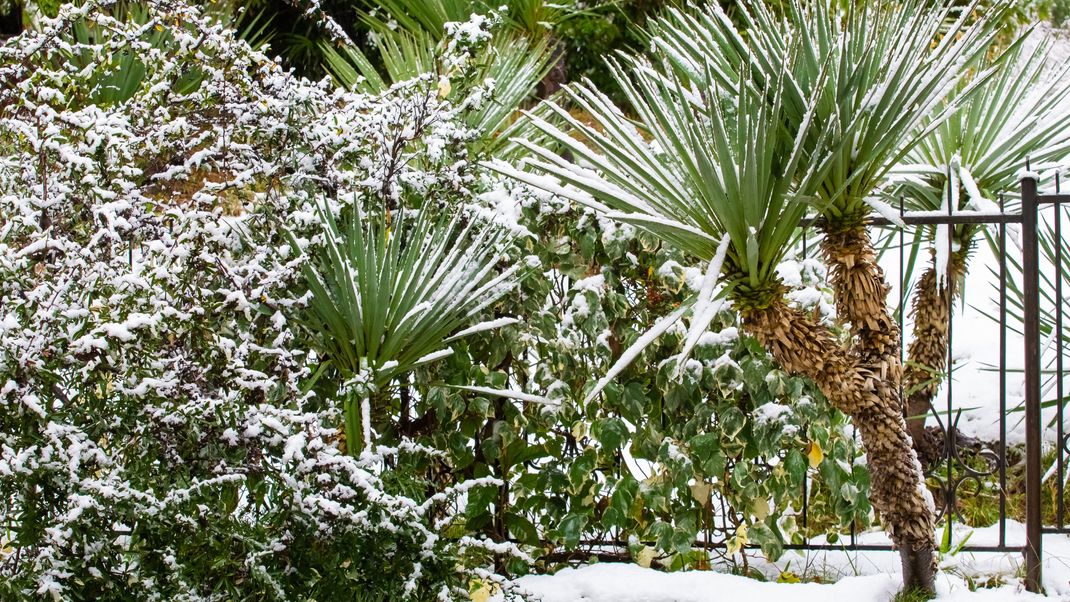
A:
[903, 252, 969, 467]
[813, 222, 937, 592]
[741, 299, 936, 591]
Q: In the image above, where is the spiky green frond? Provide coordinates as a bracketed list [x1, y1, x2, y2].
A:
[489, 51, 823, 290]
[652, 0, 1011, 224]
[321, 29, 553, 156]
[289, 203, 523, 389]
[898, 37, 1070, 214]
[362, 0, 576, 40]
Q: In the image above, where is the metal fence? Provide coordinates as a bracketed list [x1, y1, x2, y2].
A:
[789, 186, 1025, 557]
[849, 174, 1063, 593]
[1022, 173, 1069, 592]
[720, 174, 1056, 591]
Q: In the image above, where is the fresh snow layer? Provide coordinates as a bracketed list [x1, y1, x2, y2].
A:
[498, 562, 1040, 601]
[496, 522, 1070, 600]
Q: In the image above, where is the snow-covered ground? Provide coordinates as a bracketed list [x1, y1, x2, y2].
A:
[504, 564, 1036, 601]
[501, 522, 1070, 600]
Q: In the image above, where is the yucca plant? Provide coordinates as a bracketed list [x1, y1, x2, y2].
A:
[492, 0, 1012, 592]
[320, 28, 553, 156]
[893, 38, 1070, 463]
[286, 202, 526, 455]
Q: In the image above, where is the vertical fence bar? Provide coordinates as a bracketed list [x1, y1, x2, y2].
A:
[999, 193, 1008, 548]
[946, 189, 955, 525]
[1022, 175, 1043, 593]
[1057, 189, 1065, 529]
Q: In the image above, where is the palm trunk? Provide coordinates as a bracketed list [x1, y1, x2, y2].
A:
[812, 222, 937, 593]
[740, 299, 936, 593]
[820, 224, 900, 362]
[902, 253, 966, 467]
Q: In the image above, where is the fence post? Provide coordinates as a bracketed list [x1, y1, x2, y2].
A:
[1022, 175, 1043, 593]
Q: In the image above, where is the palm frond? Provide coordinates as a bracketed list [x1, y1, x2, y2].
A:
[899, 36, 1070, 214]
[321, 28, 553, 154]
[489, 51, 820, 288]
[288, 203, 524, 389]
[652, 0, 1011, 221]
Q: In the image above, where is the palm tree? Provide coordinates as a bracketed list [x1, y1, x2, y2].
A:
[285, 203, 528, 454]
[491, 0, 1009, 592]
[894, 38, 1070, 464]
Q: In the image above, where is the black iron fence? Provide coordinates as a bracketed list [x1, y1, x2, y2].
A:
[741, 174, 1057, 590]
[1022, 173, 1070, 592]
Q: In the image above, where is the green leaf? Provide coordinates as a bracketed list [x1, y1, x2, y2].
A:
[506, 512, 541, 546]
[592, 417, 629, 451]
[558, 513, 587, 548]
[784, 449, 808, 486]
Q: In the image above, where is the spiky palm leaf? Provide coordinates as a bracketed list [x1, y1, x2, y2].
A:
[651, 0, 1008, 222]
[493, 56, 820, 282]
[320, 26, 553, 156]
[986, 198, 1070, 425]
[287, 203, 524, 451]
[897, 36, 1070, 219]
[488, 47, 826, 397]
[362, 0, 576, 40]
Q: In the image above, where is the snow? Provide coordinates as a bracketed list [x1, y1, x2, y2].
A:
[572, 274, 606, 293]
[696, 327, 738, 348]
[753, 401, 792, 426]
[453, 385, 558, 406]
[494, 562, 1040, 601]
[495, 522, 1070, 601]
[445, 317, 520, 341]
[584, 305, 688, 403]
[676, 235, 732, 378]
[865, 196, 906, 227]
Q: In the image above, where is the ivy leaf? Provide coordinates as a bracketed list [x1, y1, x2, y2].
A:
[689, 433, 719, 461]
[636, 545, 657, 568]
[749, 520, 784, 560]
[506, 512, 540, 546]
[689, 481, 712, 505]
[784, 449, 808, 485]
[592, 417, 629, 450]
[720, 407, 745, 439]
[558, 513, 587, 548]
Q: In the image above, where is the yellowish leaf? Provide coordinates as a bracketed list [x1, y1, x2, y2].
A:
[571, 420, 586, 440]
[636, 545, 656, 568]
[689, 481, 712, 505]
[777, 571, 801, 583]
[726, 524, 748, 555]
[469, 579, 499, 602]
[751, 497, 769, 521]
[806, 440, 824, 468]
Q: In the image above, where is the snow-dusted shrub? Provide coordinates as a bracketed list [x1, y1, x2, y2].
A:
[0, 1, 518, 599]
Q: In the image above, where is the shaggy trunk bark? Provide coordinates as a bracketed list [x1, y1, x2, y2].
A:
[741, 300, 936, 593]
[902, 253, 967, 467]
[821, 224, 899, 363]
[811, 222, 937, 593]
